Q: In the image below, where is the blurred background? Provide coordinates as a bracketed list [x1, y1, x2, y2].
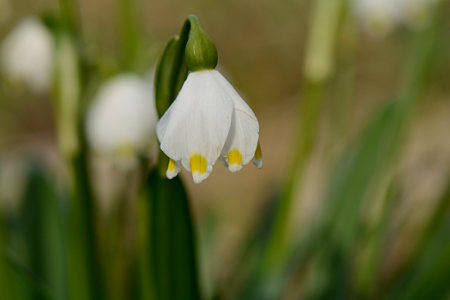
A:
[0, 0, 449, 299]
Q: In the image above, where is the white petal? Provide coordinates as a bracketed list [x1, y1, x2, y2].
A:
[166, 159, 181, 179]
[86, 74, 158, 156]
[252, 142, 263, 169]
[211, 71, 258, 121]
[221, 109, 259, 172]
[156, 101, 175, 142]
[210, 71, 260, 171]
[159, 70, 233, 178]
[192, 164, 213, 184]
[1, 17, 53, 92]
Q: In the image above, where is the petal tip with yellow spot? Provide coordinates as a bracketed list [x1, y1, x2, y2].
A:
[166, 159, 180, 179]
[192, 171, 209, 184]
[252, 142, 263, 169]
[190, 153, 211, 183]
[227, 149, 243, 172]
[228, 163, 242, 173]
[252, 157, 263, 169]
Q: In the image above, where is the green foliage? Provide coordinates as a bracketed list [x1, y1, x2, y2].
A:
[0, 163, 66, 300]
[146, 170, 201, 300]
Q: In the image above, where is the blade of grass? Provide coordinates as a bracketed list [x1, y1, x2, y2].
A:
[2, 248, 54, 300]
[0, 209, 22, 300]
[0, 162, 67, 300]
[385, 176, 450, 300]
[21, 164, 67, 300]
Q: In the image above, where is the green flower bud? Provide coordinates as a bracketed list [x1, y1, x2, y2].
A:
[185, 15, 218, 71]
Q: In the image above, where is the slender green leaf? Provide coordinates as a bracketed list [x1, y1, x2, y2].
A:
[0, 163, 67, 300]
[386, 177, 450, 300]
[0, 210, 22, 300]
[146, 169, 201, 300]
[66, 151, 105, 300]
[154, 30, 188, 118]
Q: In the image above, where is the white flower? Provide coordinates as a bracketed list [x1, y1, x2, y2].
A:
[352, 0, 401, 35]
[86, 73, 158, 167]
[157, 69, 262, 184]
[351, 0, 434, 36]
[1, 17, 54, 93]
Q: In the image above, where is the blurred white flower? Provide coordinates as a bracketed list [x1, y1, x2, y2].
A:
[1, 17, 54, 92]
[352, 0, 401, 36]
[86, 74, 158, 168]
[351, 0, 434, 36]
[157, 69, 262, 184]
[0, 0, 12, 24]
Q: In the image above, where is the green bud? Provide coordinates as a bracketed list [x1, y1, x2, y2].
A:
[185, 15, 218, 71]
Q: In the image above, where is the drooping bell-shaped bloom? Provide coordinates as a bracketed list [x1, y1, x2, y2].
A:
[1, 17, 54, 92]
[86, 74, 158, 167]
[352, 0, 401, 35]
[157, 69, 262, 183]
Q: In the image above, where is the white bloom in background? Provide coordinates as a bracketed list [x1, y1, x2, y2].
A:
[1, 17, 54, 93]
[86, 74, 158, 167]
[157, 69, 262, 184]
[351, 0, 434, 36]
[352, 0, 401, 36]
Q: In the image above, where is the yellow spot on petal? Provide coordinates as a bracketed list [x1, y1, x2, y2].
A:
[115, 144, 137, 160]
[254, 143, 262, 160]
[190, 154, 207, 174]
[228, 149, 242, 166]
[167, 159, 177, 171]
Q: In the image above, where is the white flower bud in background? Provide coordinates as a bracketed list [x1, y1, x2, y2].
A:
[351, 0, 434, 36]
[1, 17, 54, 93]
[0, 0, 12, 24]
[351, 0, 401, 36]
[86, 73, 158, 168]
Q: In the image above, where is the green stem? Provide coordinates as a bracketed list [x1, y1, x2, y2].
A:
[260, 0, 345, 272]
[67, 146, 106, 300]
[59, 0, 80, 34]
[399, 1, 442, 109]
[118, 0, 142, 71]
[54, 1, 106, 298]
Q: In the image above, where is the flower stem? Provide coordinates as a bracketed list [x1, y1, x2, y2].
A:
[55, 1, 106, 299]
[118, 0, 142, 71]
[59, 0, 80, 34]
[260, 0, 345, 272]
